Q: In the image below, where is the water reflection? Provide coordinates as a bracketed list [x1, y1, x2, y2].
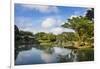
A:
[16, 48, 45, 65]
[15, 44, 94, 65]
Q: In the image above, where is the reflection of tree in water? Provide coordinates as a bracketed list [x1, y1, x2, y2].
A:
[57, 48, 94, 62]
[57, 49, 94, 62]
[15, 44, 53, 61]
[77, 48, 94, 61]
[14, 25, 40, 60]
[15, 8, 94, 64]
[57, 50, 78, 62]
[15, 44, 32, 60]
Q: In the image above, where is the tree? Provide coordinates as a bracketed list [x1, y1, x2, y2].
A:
[62, 32, 76, 41]
[35, 32, 56, 46]
[15, 25, 19, 34]
[15, 25, 20, 41]
[86, 8, 94, 21]
[19, 31, 34, 36]
[62, 16, 94, 47]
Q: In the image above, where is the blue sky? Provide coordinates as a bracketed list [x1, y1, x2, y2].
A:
[15, 4, 89, 34]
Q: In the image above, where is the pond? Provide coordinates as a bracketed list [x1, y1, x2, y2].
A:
[15, 44, 94, 65]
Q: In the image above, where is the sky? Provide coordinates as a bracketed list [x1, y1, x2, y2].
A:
[15, 4, 90, 35]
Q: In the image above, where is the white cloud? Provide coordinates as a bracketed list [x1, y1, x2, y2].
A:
[41, 18, 57, 29]
[87, 8, 92, 10]
[15, 17, 36, 34]
[72, 9, 88, 17]
[21, 27, 35, 33]
[70, 15, 78, 19]
[22, 27, 74, 35]
[50, 27, 74, 35]
[21, 4, 59, 13]
[15, 17, 74, 35]
[15, 17, 33, 29]
[50, 27, 63, 35]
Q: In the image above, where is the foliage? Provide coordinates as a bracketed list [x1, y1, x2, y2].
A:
[19, 31, 34, 36]
[35, 32, 56, 47]
[15, 8, 94, 61]
[62, 16, 94, 47]
[86, 8, 94, 21]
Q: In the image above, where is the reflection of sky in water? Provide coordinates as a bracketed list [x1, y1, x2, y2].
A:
[16, 48, 45, 65]
[41, 52, 58, 63]
[15, 47, 72, 65]
[53, 47, 72, 55]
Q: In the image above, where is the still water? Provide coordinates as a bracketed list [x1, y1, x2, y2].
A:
[15, 45, 78, 65]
